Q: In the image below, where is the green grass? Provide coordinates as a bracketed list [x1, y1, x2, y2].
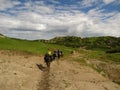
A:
[0, 37, 119, 62]
[0, 37, 73, 55]
[78, 48, 120, 63]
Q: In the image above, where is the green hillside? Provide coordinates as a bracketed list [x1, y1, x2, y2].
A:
[0, 35, 73, 55]
[42, 36, 120, 52]
[44, 36, 120, 62]
[0, 34, 120, 62]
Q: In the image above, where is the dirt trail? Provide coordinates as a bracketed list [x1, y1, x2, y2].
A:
[0, 50, 120, 90]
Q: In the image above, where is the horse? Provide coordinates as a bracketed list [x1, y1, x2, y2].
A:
[44, 53, 52, 68]
[44, 52, 62, 68]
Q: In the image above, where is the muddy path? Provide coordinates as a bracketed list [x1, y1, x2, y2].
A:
[0, 50, 120, 90]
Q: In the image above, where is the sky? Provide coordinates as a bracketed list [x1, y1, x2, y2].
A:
[0, 0, 120, 40]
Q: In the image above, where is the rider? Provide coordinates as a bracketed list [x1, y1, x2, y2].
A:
[53, 49, 57, 60]
[57, 49, 61, 59]
[47, 48, 52, 61]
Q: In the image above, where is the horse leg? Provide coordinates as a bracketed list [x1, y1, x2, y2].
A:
[46, 62, 50, 68]
[46, 62, 48, 67]
[48, 62, 50, 68]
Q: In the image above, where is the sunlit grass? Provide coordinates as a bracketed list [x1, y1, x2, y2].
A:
[0, 37, 73, 55]
[78, 48, 120, 63]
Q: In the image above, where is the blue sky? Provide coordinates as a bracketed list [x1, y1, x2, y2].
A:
[0, 0, 120, 40]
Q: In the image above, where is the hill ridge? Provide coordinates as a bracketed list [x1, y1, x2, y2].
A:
[0, 33, 5, 38]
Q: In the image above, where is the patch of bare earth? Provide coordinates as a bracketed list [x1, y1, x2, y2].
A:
[0, 50, 120, 90]
[86, 59, 120, 84]
[0, 50, 43, 90]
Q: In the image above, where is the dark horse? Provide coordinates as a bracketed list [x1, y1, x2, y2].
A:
[44, 53, 55, 68]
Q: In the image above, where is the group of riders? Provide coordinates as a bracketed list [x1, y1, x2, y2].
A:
[44, 49, 63, 68]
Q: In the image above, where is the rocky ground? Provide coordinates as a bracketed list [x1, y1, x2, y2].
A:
[0, 50, 120, 90]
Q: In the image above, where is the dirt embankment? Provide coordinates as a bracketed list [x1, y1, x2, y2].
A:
[0, 50, 120, 90]
[86, 59, 120, 84]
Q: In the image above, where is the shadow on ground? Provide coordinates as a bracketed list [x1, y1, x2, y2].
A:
[36, 64, 47, 72]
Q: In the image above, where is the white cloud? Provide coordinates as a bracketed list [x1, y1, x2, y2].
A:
[34, 6, 54, 14]
[0, 12, 46, 31]
[78, 0, 99, 8]
[0, 0, 120, 40]
[0, 0, 21, 10]
[103, 0, 115, 4]
[87, 7, 118, 21]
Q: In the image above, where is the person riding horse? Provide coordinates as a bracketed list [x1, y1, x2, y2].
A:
[44, 53, 52, 68]
[44, 49, 53, 68]
[44, 49, 63, 68]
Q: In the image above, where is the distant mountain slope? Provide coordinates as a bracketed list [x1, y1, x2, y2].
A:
[41, 36, 120, 51]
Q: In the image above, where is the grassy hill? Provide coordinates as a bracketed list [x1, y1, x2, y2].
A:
[0, 35, 73, 55]
[0, 34, 120, 62]
[39, 36, 120, 63]
[41, 36, 120, 52]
